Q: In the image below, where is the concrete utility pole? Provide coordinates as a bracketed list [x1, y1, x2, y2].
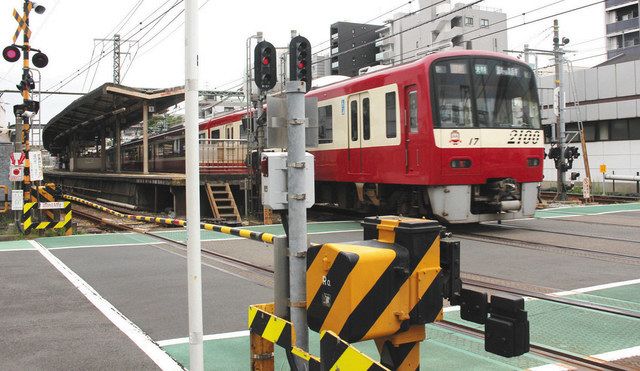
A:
[286, 80, 309, 369]
[184, 0, 204, 370]
[554, 19, 567, 201]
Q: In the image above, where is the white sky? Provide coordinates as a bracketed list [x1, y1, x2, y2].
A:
[0, 0, 606, 126]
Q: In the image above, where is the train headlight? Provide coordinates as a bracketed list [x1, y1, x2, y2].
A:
[527, 158, 540, 167]
[450, 159, 471, 168]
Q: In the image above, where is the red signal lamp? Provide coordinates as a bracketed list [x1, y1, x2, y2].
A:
[3, 45, 21, 63]
[297, 61, 305, 69]
[262, 57, 270, 65]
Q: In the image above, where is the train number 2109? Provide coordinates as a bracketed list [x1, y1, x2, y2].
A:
[507, 129, 541, 145]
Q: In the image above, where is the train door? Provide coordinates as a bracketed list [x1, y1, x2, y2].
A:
[404, 85, 420, 173]
[347, 95, 361, 174]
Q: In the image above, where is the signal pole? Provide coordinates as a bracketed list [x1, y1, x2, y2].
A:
[554, 19, 567, 201]
[184, 0, 204, 369]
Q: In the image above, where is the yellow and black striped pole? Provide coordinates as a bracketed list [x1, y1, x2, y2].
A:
[18, 0, 33, 234]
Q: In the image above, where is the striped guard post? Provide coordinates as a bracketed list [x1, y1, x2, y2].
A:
[21, 201, 35, 234]
[28, 201, 73, 231]
[320, 331, 389, 371]
[248, 303, 320, 369]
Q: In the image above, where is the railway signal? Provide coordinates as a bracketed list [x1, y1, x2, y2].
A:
[288, 35, 312, 91]
[2, 45, 21, 62]
[253, 40, 277, 91]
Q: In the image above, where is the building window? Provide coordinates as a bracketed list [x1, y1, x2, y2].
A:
[465, 17, 474, 26]
[611, 119, 629, 140]
[583, 123, 596, 142]
[211, 129, 220, 139]
[481, 18, 489, 27]
[385, 92, 397, 138]
[599, 121, 610, 140]
[630, 118, 640, 140]
[318, 105, 333, 144]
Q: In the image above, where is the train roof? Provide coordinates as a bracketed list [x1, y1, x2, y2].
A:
[307, 50, 524, 100]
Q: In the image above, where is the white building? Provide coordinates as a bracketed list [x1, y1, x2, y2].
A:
[376, 0, 508, 65]
[537, 59, 640, 193]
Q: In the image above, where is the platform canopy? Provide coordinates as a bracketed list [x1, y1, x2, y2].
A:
[43, 83, 185, 154]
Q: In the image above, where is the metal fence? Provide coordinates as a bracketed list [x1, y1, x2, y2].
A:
[199, 139, 249, 174]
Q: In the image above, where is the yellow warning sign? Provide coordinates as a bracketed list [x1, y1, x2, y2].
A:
[599, 164, 607, 174]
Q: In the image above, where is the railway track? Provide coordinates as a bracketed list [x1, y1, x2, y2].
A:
[540, 191, 640, 204]
[74, 201, 639, 370]
[454, 230, 640, 266]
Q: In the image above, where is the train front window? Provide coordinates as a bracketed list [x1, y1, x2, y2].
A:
[432, 58, 540, 129]
[433, 61, 474, 128]
[472, 59, 540, 129]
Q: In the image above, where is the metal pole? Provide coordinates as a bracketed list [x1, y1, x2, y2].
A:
[142, 101, 149, 174]
[185, 1, 204, 370]
[273, 236, 290, 319]
[286, 80, 308, 369]
[113, 34, 121, 84]
[554, 19, 567, 201]
[20, 0, 32, 231]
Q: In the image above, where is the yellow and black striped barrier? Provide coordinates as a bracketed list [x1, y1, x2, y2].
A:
[0, 185, 8, 213]
[63, 194, 275, 244]
[21, 201, 72, 233]
[248, 303, 387, 371]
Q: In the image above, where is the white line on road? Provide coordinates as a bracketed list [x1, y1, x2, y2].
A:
[552, 278, 640, 296]
[28, 240, 184, 371]
[157, 330, 250, 347]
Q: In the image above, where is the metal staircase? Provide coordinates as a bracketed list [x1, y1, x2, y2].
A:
[205, 182, 241, 225]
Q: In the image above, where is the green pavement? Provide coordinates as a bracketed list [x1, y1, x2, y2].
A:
[152, 221, 363, 243]
[567, 283, 640, 314]
[36, 232, 158, 249]
[162, 325, 555, 370]
[0, 239, 34, 251]
[535, 202, 640, 218]
[163, 282, 640, 370]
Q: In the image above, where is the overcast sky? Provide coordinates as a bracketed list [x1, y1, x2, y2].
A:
[0, 0, 605, 126]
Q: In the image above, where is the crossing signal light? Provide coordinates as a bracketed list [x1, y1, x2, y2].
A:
[254, 41, 277, 92]
[3, 45, 21, 63]
[32, 52, 48, 68]
[289, 36, 312, 91]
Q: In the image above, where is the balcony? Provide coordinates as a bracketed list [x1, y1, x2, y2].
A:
[331, 61, 339, 69]
[199, 139, 249, 174]
[331, 47, 339, 55]
[606, 0, 638, 10]
[606, 17, 640, 34]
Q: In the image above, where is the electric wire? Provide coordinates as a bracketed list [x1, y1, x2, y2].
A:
[42, 0, 184, 100]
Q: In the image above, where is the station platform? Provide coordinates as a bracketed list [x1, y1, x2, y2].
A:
[1, 205, 639, 369]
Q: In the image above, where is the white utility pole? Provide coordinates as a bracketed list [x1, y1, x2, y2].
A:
[184, 0, 204, 370]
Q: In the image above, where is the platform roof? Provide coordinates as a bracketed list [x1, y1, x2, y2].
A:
[43, 83, 184, 153]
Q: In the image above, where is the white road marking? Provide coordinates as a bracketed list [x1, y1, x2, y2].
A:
[47, 241, 166, 250]
[28, 240, 184, 370]
[528, 364, 572, 371]
[592, 345, 640, 361]
[157, 330, 250, 347]
[552, 278, 640, 297]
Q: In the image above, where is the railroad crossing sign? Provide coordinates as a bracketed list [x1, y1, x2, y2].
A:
[12, 8, 31, 43]
[9, 152, 26, 181]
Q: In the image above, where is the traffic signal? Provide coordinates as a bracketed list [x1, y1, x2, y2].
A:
[254, 41, 277, 92]
[3, 45, 21, 63]
[289, 35, 312, 91]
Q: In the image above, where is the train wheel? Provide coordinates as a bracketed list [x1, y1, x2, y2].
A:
[387, 190, 412, 217]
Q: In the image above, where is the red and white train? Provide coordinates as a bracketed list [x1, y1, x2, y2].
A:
[120, 50, 544, 224]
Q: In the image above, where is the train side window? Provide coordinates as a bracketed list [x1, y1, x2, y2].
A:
[409, 91, 418, 133]
[350, 100, 358, 141]
[318, 105, 333, 144]
[385, 92, 397, 138]
[363, 98, 371, 140]
[211, 129, 220, 139]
